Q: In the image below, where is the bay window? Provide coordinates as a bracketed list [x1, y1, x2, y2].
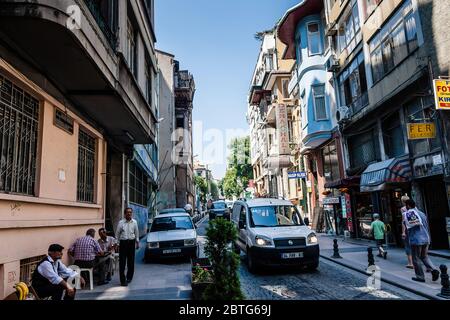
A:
[369, 0, 418, 83]
[307, 22, 322, 56]
[338, 51, 368, 114]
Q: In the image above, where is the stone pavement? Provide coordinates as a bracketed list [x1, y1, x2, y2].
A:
[77, 237, 192, 300]
[318, 234, 450, 300]
[77, 212, 209, 300]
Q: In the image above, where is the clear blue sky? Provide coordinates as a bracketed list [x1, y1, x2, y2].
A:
[155, 0, 299, 179]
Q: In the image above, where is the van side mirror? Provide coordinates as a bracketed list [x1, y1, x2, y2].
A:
[239, 220, 246, 229]
[304, 217, 310, 226]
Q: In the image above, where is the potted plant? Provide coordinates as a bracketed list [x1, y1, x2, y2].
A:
[202, 218, 244, 300]
[191, 258, 213, 300]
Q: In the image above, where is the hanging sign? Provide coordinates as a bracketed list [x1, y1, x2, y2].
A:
[433, 79, 450, 110]
[407, 123, 436, 140]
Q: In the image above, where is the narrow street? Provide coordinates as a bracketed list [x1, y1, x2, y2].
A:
[79, 216, 425, 300]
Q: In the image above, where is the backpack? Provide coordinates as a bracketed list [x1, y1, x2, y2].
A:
[404, 208, 423, 229]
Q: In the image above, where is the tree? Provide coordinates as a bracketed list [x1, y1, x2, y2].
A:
[224, 136, 253, 197]
[194, 175, 208, 203]
[203, 218, 244, 300]
[222, 168, 241, 199]
[210, 181, 219, 200]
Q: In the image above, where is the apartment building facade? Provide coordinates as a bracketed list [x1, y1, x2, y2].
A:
[0, 0, 158, 299]
[323, 0, 450, 249]
[277, 0, 343, 228]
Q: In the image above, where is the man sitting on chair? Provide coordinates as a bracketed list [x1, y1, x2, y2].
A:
[69, 229, 107, 285]
[97, 228, 118, 282]
[32, 244, 85, 300]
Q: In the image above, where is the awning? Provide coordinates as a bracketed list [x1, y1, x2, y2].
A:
[324, 176, 361, 189]
[360, 157, 411, 192]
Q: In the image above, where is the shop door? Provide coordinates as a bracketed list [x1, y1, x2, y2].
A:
[422, 178, 450, 250]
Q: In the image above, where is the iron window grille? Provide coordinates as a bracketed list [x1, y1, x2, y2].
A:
[0, 74, 39, 196]
[20, 255, 47, 285]
[129, 161, 149, 206]
[77, 128, 96, 203]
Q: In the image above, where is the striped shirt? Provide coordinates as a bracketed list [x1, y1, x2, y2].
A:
[69, 236, 102, 261]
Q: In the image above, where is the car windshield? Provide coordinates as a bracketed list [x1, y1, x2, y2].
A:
[213, 202, 226, 209]
[151, 216, 193, 232]
[249, 206, 304, 227]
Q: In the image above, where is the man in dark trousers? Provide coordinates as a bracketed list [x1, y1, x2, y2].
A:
[32, 244, 85, 300]
[116, 208, 140, 286]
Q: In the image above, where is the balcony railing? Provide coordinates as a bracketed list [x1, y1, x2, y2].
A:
[350, 91, 369, 116]
[175, 71, 194, 89]
[84, 0, 117, 50]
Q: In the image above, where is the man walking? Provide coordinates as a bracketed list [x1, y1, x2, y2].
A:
[404, 199, 440, 282]
[116, 208, 140, 286]
[370, 213, 387, 259]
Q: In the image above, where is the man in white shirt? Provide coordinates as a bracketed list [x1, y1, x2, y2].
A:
[116, 208, 140, 286]
[31, 244, 85, 300]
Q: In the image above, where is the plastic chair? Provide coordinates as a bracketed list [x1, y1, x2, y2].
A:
[111, 253, 120, 276]
[68, 265, 93, 290]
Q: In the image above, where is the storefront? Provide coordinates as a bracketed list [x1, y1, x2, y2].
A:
[411, 151, 450, 249]
[358, 156, 412, 245]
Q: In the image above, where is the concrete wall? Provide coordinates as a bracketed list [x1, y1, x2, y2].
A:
[156, 51, 177, 211]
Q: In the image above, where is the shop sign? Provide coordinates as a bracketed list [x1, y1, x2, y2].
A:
[341, 196, 347, 218]
[433, 79, 450, 110]
[288, 171, 307, 179]
[407, 123, 436, 139]
[345, 193, 353, 233]
[306, 180, 312, 193]
[323, 197, 340, 205]
[276, 104, 290, 155]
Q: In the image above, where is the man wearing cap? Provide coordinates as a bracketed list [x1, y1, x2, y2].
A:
[31, 244, 85, 300]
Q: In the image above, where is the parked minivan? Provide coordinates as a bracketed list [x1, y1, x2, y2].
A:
[231, 198, 319, 273]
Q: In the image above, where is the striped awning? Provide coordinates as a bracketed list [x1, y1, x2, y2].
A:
[360, 156, 411, 192]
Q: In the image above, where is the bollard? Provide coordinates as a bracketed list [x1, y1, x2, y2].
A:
[367, 247, 375, 267]
[437, 265, 450, 299]
[331, 239, 342, 259]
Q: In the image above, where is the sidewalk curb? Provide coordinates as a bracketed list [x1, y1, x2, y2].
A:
[320, 254, 441, 300]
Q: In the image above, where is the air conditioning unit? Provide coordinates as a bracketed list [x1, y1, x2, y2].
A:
[336, 106, 351, 123]
[326, 55, 340, 72]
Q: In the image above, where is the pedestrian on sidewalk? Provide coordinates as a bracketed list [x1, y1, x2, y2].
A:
[370, 213, 387, 259]
[404, 199, 440, 283]
[116, 207, 140, 286]
[400, 195, 414, 269]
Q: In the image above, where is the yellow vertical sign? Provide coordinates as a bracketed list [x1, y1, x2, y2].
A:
[433, 79, 450, 110]
[407, 123, 436, 140]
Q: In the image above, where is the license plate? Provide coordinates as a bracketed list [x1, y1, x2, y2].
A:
[163, 249, 181, 254]
[281, 252, 303, 259]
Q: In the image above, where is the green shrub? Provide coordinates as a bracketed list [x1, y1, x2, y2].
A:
[203, 218, 244, 300]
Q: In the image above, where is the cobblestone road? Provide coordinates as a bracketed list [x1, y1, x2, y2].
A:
[197, 217, 425, 300]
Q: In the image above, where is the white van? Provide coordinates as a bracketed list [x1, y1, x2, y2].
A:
[231, 198, 319, 273]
